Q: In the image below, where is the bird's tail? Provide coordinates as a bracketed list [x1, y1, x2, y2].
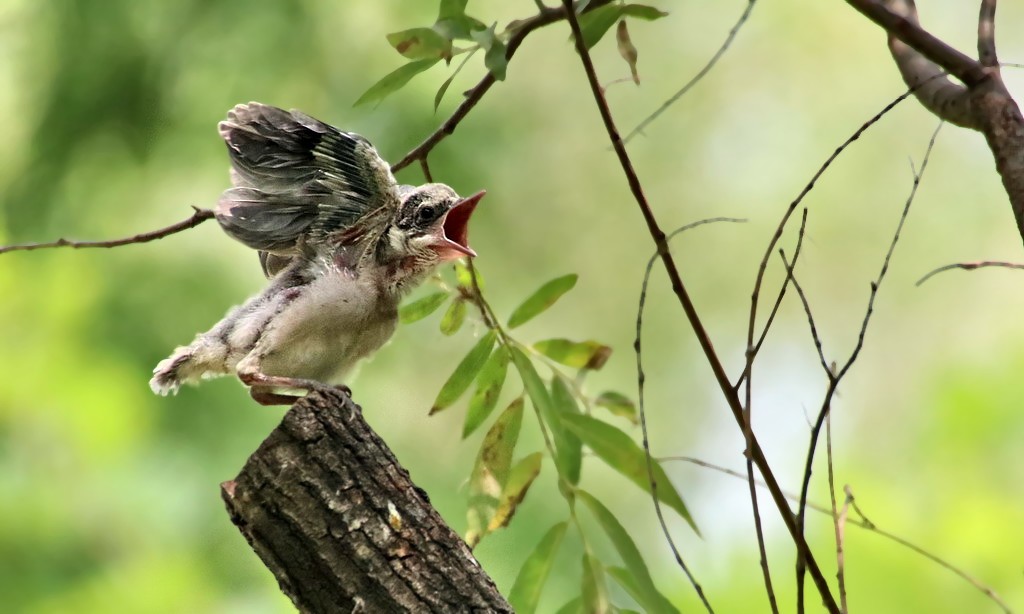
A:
[150, 339, 230, 395]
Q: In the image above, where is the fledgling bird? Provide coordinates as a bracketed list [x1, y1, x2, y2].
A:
[150, 102, 484, 405]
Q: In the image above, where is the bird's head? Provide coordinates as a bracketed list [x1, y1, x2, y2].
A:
[377, 183, 484, 290]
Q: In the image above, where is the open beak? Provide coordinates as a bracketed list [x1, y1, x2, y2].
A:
[435, 189, 485, 261]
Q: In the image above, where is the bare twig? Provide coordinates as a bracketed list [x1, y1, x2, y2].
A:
[419, 157, 434, 183]
[390, 0, 613, 174]
[794, 122, 942, 611]
[661, 456, 1013, 613]
[977, 0, 998, 67]
[560, 1, 838, 611]
[826, 417, 849, 614]
[916, 260, 1024, 286]
[779, 249, 828, 375]
[635, 217, 745, 612]
[623, 0, 757, 143]
[0, 207, 215, 255]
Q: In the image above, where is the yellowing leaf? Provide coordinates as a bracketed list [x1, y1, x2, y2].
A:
[431, 330, 496, 414]
[386, 27, 452, 60]
[534, 338, 612, 370]
[399, 291, 449, 324]
[616, 20, 640, 85]
[561, 413, 698, 533]
[508, 274, 577, 328]
[488, 451, 543, 531]
[578, 491, 678, 614]
[466, 397, 524, 547]
[508, 522, 569, 614]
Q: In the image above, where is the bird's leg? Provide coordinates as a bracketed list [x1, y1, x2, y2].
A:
[249, 387, 304, 406]
[237, 368, 352, 400]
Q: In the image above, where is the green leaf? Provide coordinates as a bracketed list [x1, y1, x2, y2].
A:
[433, 15, 487, 41]
[439, 297, 467, 336]
[508, 273, 578, 328]
[386, 27, 452, 60]
[431, 330, 497, 414]
[509, 347, 577, 482]
[581, 553, 611, 614]
[549, 377, 582, 485]
[575, 4, 620, 49]
[399, 291, 449, 324]
[488, 451, 543, 531]
[463, 345, 510, 439]
[621, 5, 670, 20]
[355, 58, 440, 107]
[574, 4, 668, 49]
[470, 23, 508, 81]
[534, 338, 612, 370]
[595, 391, 638, 424]
[508, 522, 569, 614]
[561, 413, 698, 533]
[437, 0, 468, 20]
[578, 491, 679, 614]
[434, 47, 478, 112]
[466, 397, 524, 547]
[553, 598, 582, 614]
[454, 260, 484, 291]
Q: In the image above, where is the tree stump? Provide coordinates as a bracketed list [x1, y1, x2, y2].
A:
[221, 389, 513, 613]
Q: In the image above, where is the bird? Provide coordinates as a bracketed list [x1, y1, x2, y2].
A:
[150, 102, 484, 405]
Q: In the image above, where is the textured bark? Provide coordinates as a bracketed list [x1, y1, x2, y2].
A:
[221, 389, 513, 614]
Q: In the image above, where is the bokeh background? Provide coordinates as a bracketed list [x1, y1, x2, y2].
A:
[1, 1, 1022, 612]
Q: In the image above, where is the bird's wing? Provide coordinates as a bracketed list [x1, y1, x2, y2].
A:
[215, 102, 400, 257]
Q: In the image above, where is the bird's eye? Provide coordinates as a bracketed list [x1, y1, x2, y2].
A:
[416, 205, 436, 224]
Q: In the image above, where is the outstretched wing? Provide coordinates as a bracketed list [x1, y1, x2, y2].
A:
[215, 102, 400, 259]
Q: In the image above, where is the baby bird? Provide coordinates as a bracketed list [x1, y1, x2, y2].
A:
[150, 102, 483, 405]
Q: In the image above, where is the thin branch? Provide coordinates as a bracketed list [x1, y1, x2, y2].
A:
[419, 157, 434, 183]
[742, 87, 916, 390]
[623, 0, 757, 143]
[560, 1, 839, 611]
[795, 122, 942, 611]
[779, 249, 829, 376]
[0, 207, 215, 254]
[826, 417, 849, 614]
[977, 0, 997, 67]
[916, 259, 1024, 286]
[661, 456, 1013, 614]
[390, 0, 613, 174]
[635, 217, 745, 612]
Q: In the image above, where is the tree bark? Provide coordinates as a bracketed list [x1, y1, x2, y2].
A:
[221, 389, 513, 613]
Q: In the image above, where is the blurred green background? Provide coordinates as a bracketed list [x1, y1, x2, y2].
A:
[2, 1, 1023, 612]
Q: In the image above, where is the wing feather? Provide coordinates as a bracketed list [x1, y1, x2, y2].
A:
[214, 102, 399, 260]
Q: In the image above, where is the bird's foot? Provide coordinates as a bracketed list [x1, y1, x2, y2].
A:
[239, 371, 352, 405]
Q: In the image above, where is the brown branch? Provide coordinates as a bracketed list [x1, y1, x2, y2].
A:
[916, 259, 1024, 285]
[222, 389, 513, 614]
[846, 0, 1024, 245]
[826, 417, 849, 614]
[560, 1, 839, 611]
[390, 0, 613, 174]
[661, 456, 1013, 613]
[977, 0, 997, 68]
[0, 207, 215, 254]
